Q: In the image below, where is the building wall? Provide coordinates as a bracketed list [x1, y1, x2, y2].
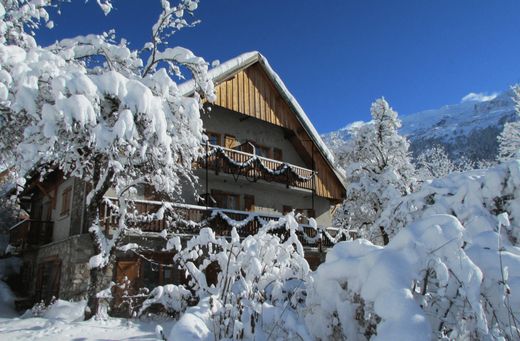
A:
[21, 234, 112, 302]
[192, 170, 334, 227]
[198, 106, 335, 226]
[202, 106, 308, 168]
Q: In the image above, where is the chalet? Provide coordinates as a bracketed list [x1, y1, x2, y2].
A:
[7, 52, 346, 312]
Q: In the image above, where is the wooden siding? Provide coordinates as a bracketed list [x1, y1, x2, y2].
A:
[213, 63, 345, 201]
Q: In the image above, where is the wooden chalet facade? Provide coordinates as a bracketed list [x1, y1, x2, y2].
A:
[8, 52, 346, 312]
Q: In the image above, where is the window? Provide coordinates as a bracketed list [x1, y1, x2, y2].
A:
[297, 208, 315, 218]
[139, 255, 186, 290]
[254, 143, 271, 158]
[141, 260, 160, 290]
[244, 195, 255, 211]
[273, 148, 283, 161]
[60, 186, 72, 216]
[206, 131, 221, 146]
[212, 190, 240, 210]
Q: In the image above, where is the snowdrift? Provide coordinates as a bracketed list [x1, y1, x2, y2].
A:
[305, 160, 520, 340]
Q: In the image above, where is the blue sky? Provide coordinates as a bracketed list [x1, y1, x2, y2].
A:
[37, 0, 520, 133]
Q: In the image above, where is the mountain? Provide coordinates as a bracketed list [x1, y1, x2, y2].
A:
[322, 89, 519, 162]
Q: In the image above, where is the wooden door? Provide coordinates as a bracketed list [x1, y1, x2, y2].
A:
[113, 260, 140, 310]
[35, 259, 61, 304]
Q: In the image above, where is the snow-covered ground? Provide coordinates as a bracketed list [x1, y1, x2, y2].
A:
[0, 300, 175, 340]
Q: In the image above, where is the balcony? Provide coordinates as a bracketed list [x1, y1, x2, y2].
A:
[101, 197, 340, 249]
[198, 144, 315, 191]
[9, 219, 54, 250]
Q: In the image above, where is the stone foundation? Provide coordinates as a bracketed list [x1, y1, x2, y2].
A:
[21, 234, 113, 302]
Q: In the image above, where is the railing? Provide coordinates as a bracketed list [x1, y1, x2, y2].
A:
[9, 219, 54, 249]
[197, 144, 315, 191]
[101, 197, 342, 249]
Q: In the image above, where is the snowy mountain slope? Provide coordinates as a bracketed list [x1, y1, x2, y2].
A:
[322, 89, 519, 162]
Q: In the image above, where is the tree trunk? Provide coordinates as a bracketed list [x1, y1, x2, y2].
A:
[85, 266, 106, 320]
[380, 226, 390, 245]
[84, 162, 115, 320]
[84, 199, 103, 320]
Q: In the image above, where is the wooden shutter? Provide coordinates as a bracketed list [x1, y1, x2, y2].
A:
[60, 186, 72, 216]
[224, 135, 238, 149]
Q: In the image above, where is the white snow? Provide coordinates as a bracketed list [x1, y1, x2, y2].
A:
[0, 313, 177, 340]
[168, 296, 214, 341]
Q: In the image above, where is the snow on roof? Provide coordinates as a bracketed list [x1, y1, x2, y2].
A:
[178, 51, 346, 188]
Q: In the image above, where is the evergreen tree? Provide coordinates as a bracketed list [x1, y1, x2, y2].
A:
[333, 98, 416, 244]
[498, 85, 520, 162]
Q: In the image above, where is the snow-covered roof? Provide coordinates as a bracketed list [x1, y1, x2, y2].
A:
[178, 51, 346, 189]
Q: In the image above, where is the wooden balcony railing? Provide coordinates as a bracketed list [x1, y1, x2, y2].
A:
[198, 144, 315, 191]
[101, 197, 345, 249]
[9, 219, 54, 249]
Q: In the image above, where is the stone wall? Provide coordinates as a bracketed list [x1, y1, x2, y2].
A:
[24, 234, 113, 301]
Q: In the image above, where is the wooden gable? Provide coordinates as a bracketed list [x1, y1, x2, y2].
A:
[212, 62, 345, 202]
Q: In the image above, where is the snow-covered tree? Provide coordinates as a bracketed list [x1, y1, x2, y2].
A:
[0, 0, 215, 318]
[415, 145, 456, 179]
[498, 85, 520, 162]
[415, 144, 480, 180]
[333, 98, 416, 244]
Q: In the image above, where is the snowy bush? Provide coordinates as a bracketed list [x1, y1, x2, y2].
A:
[376, 160, 520, 244]
[168, 213, 310, 340]
[138, 284, 191, 317]
[306, 214, 491, 340]
[318, 160, 520, 339]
